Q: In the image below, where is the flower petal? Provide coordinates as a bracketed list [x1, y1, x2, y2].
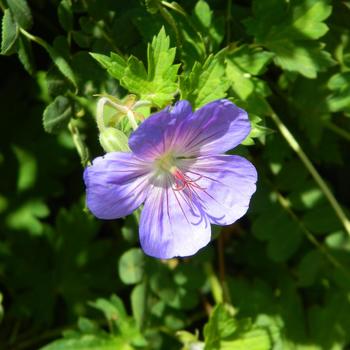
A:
[128, 100, 192, 159]
[183, 155, 257, 225]
[139, 179, 211, 259]
[83, 152, 151, 219]
[182, 99, 251, 156]
[129, 99, 250, 159]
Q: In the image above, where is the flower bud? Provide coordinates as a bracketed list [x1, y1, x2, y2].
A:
[99, 128, 130, 152]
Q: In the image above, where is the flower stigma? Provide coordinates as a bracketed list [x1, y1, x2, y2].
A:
[154, 153, 204, 199]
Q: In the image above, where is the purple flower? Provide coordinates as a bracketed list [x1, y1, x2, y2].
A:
[84, 99, 257, 259]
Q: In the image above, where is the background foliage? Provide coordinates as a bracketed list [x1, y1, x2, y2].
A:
[1, 0, 350, 349]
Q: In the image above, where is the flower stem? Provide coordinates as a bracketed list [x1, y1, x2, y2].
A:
[204, 262, 223, 304]
[324, 120, 350, 142]
[68, 121, 90, 167]
[269, 110, 350, 236]
[96, 97, 109, 132]
[96, 97, 138, 131]
[275, 189, 350, 279]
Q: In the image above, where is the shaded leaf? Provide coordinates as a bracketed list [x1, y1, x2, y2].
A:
[17, 35, 35, 74]
[7, 0, 33, 29]
[1, 9, 18, 55]
[43, 95, 73, 134]
[245, 0, 334, 77]
[118, 248, 144, 285]
[58, 0, 73, 31]
[39, 334, 130, 350]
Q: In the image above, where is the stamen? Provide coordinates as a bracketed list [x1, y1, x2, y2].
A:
[172, 168, 205, 203]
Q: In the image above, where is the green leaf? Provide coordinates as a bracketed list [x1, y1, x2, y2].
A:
[17, 35, 35, 74]
[288, 75, 330, 145]
[6, 199, 49, 235]
[125, 27, 179, 107]
[12, 145, 37, 191]
[204, 304, 238, 347]
[89, 295, 146, 346]
[203, 304, 273, 350]
[180, 54, 229, 108]
[242, 115, 271, 145]
[269, 41, 334, 79]
[194, 0, 212, 28]
[90, 52, 127, 81]
[90, 295, 127, 324]
[327, 72, 350, 113]
[144, 0, 160, 14]
[228, 45, 274, 75]
[252, 201, 303, 262]
[6, 0, 33, 30]
[43, 43, 77, 88]
[303, 204, 342, 234]
[45, 67, 70, 97]
[1, 9, 18, 55]
[131, 283, 146, 329]
[308, 292, 350, 349]
[150, 265, 200, 310]
[297, 250, 324, 287]
[77, 317, 99, 334]
[40, 334, 131, 350]
[58, 0, 73, 31]
[91, 28, 179, 107]
[43, 95, 73, 134]
[225, 47, 271, 115]
[118, 248, 144, 285]
[245, 0, 334, 77]
[177, 331, 201, 348]
[220, 328, 273, 350]
[121, 212, 139, 243]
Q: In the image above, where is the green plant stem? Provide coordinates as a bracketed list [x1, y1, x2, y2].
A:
[158, 4, 181, 48]
[204, 262, 223, 304]
[19, 27, 45, 47]
[269, 110, 350, 237]
[324, 120, 350, 142]
[161, 0, 206, 53]
[68, 121, 90, 167]
[275, 190, 350, 279]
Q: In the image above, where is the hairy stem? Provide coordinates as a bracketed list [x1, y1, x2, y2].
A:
[275, 190, 350, 279]
[68, 121, 90, 167]
[269, 110, 350, 236]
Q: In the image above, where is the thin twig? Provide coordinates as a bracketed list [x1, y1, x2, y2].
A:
[274, 190, 350, 280]
[324, 120, 350, 142]
[269, 110, 350, 236]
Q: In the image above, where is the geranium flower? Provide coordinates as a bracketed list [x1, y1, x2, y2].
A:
[84, 99, 257, 259]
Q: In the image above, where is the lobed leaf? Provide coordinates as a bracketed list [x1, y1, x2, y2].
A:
[180, 54, 229, 108]
[245, 0, 334, 77]
[91, 28, 179, 107]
